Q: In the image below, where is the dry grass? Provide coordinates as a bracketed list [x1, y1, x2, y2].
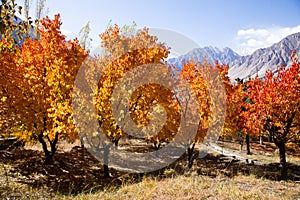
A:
[1, 170, 300, 200]
[62, 174, 300, 200]
[217, 140, 300, 165]
[0, 163, 52, 199]
[1, 140, 300, 199]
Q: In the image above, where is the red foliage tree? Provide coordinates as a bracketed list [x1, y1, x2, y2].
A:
[246, 54, 300, 179]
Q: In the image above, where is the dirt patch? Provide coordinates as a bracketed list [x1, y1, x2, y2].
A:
[0, 140, 299, 197]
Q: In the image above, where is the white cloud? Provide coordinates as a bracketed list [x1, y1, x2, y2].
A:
[234, 25, 300, 55]
[61, 28, 72, 36]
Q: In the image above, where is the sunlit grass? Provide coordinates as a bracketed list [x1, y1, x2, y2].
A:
[1, 140, 300, 199]
[217, 141, 300, 165]
[66, 174, 300, 200]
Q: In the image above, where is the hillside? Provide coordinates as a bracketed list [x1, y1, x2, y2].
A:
[168, 46, 240, 70]
[228, 32, 300, 81]
[168, 32, 300, 82]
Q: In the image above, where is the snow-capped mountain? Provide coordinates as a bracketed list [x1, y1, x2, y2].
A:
[228, 32, 300, 81]
[168, 32, 300, 82]
[168, 46, 240, 69]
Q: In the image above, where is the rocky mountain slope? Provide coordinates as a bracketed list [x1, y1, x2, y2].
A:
[168, 32, 300, 82]
[168, 46, 240, 69]
[228, 32, 300, 81]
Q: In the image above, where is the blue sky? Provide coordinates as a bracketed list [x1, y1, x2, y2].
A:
[16, 0, 300, 55]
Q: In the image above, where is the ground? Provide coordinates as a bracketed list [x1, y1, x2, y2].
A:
[0, 139, 299, 199]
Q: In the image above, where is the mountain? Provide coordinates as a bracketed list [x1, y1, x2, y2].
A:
[228, 32, 300, 81]
[168, 46, 240, 69]
[168, 32, 300, 82]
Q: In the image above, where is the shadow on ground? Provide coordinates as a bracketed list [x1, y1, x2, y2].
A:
[0, 146, 300, 195]
[192, 152, 300, 181]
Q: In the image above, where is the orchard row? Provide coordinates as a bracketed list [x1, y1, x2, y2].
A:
[0, 14, 299, 180]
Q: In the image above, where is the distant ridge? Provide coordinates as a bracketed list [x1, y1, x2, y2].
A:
[168, 46, 240, 69]
[228, 32, 300, 81]
[167, 32, 300, 82]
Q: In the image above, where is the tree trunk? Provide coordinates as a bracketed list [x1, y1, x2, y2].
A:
[80, 138, 85, 160]
[37, 118, 54, 164]
[114, 138, 119, 147]
[259, 136, 263, 145]
[38, 131, 59, 164]
[239, 140, 243, 151]
[268, 135, 273, 142]
[38, 132, 52, 163]
[113, 137, 120, 150]
[246, 134, 251, 155]
[278, 142, 287, 180]
[50, 132, 59, 157]
[154, 142, 160, 150]
[187, 143, 196, 168]
[103, 144, 110, 177]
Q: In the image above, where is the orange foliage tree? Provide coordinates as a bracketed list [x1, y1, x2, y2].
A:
[0, 14, 88, 162]
[246, 54, 300, 179]
[223, 78, 256, 154]
[74, 24, 172, 176]
[0, 0, 32, 137]
[94, 24, 170, 145]
[180, 60, 226, 167]
[0, 40, 17, 137]
[78, 24, 224, 174]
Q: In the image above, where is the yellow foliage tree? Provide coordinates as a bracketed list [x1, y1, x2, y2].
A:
[180, 60, 226, 166]
[94, 24, 170, 145]
[0, 14, 88, 162]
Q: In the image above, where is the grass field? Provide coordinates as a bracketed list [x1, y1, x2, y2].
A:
[1, 140, 300, 199]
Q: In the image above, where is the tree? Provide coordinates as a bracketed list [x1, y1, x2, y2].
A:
[35, 0, 46, 21]
[78, 21, 92, 50]
[34, 0, 47, 38]
[223, 78, 255, 154]
[78, 24, 225, 173]
[94, 24, 169, 143]
[23, 0, 31, 21]
[94, 24, 170, 175]
[0, 39, 17, 137]
[0, 14, 88, 162]
[0, 0, 32, 43]
[72, 23, 171, 176]
[180, 60, 226, 167]
[246, 54, 300, 180]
